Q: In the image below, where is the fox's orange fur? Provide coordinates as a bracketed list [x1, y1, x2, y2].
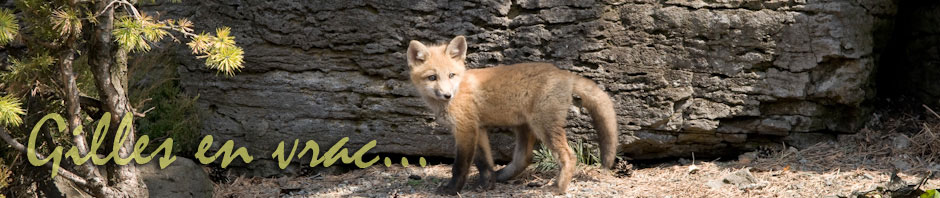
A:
[406, 36, 619, 195]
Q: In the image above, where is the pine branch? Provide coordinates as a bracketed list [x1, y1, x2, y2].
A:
[17, 34, 59, 49]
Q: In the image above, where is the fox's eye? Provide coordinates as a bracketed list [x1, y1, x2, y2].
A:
[449, 73, 456, 79]
[428, 75, 438, 81]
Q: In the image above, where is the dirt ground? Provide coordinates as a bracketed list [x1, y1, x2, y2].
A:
[212, 160, 938, 198]
[213, 145, 939, 197]
[214, 109, 940, 198]
[212, 160, 939, 198]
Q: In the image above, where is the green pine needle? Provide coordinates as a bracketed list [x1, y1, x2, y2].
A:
[0, 8, 19, 46]
[51, 8, 81, 37]
[2, 53, 54, 89]
[531, 139, 604, 172]
[187, 27, 244, 76]
[0, 95, 25, 127]
[533, 144, 557, 172]
[113, 14, 169, 53]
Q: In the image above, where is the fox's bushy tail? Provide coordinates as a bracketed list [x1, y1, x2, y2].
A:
[572, 76, 618, 169]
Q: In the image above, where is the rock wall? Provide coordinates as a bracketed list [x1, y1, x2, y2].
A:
[150, 0, 897, 175]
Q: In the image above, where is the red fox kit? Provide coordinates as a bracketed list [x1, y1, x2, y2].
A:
[406, 36, 619, 195]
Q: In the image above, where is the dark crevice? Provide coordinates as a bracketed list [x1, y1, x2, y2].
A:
[710, 73, 730, 79]
[747, 60, 774, 73]
[625, 72, 648, 77]
[875, 0, 940, 108]
[362, 4, 380, 15]
[505, 3, 538, 19]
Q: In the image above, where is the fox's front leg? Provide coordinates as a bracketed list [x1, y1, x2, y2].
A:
[437, 124, 479, 195]
[472, 128, 495, 191]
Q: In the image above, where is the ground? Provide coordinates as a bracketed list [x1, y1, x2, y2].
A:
[213, 159, 938, 197]
[213, 108, 940, 198]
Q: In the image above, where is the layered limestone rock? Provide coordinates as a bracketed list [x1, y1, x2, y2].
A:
[146, 0, 897, 175]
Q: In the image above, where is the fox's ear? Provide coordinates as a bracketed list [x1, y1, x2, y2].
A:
[446, 36, 467, 61]
[407, 40, 429, 67]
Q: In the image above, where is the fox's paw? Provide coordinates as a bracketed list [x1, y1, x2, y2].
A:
[471, 180, 494, 192]
[494, 169, 515, 182]
[549, 188, 567, 195]
[472, 172, 495, 191]
[549, 183, 568, 195]
[436, 184, 459, 195]
[526, 180, 549, 188]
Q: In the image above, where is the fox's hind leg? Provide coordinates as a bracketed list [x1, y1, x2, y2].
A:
[528, 81, 575, 194]
[527, 111, 575, 194]
[539, 123, 574, 194]
[495, 125, 536, 182]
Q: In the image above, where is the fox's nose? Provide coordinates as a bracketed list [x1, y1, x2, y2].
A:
[443, 93, 452, 99]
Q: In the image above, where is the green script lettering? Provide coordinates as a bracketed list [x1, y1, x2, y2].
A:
[195, 135, 253, 167]
[26, 113, 177, 178]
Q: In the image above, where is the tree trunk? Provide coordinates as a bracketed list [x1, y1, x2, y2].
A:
[86, 3, 148, 197]
[56, 46, 109, 192]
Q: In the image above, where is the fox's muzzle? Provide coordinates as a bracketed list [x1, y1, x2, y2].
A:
[434, 89, 453, 101]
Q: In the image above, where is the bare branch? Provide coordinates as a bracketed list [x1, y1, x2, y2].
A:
[160, 26, 196, 38]
[94, 0, 122, 18]
[0, 127, 90, 187]
[94, 0, 141, 20]
[17, 34, 59, 49]
[118, 0, 141, 19]
[0, 126, 26, 152]
[141, 107, 155, 115]
[924, 104, 940, 120]
[132, 107, 154, 118]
